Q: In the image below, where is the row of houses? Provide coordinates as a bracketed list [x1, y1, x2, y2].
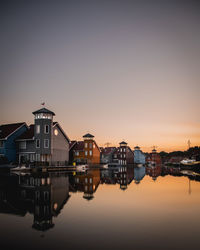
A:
[0, 107, 158, 166]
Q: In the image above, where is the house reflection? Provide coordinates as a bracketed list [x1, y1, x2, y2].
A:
[69, 169, 100, 200]
[134, 166, 146, 184]
[0, 172, 70, 231]
[100, 166, 134, 190]
[146, 164, 162, 181]
[1, 166, 200, 234]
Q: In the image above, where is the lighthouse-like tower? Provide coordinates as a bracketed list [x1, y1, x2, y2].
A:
[32, 107, 55, 163]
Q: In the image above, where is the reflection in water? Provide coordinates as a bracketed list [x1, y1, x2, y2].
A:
[0, 165, 200, 249]
[0, 172, 70, 231]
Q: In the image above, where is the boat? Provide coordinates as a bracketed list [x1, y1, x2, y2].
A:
[136, 163, 144, 168]
[180, 159, 200, 166]
[102, 164, 108, 169]
[76, 165, 89, 172]
[10, 165, 31, 172]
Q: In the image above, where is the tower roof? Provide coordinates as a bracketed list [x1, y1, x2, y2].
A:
[119, 141, 127, 145]
[83, 133, 94, 138]
[32, 108, 55, 116]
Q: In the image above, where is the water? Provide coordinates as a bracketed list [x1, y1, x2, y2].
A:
[0, 166, 200, 250]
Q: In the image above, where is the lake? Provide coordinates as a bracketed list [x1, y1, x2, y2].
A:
[0, 165, 200, 250]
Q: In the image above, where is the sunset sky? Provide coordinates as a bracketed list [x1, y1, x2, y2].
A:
[1, 0, 199, 152]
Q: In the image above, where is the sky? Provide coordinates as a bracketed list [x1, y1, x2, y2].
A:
[0, 0, 200, 152]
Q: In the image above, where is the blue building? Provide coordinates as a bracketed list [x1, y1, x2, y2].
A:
[0, 123, 28, 163]
[134, 146, 146, 165]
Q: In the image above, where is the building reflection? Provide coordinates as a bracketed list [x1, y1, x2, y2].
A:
[69, 169, 100, 200]
[100, 166, 134, 190]
[1, 165, 200, 233]
[134, 166, 146, 184]
[0, 172, 70, 231]
[146, 165, 162, 181]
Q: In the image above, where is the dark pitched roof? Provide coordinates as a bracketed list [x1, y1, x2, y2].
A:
[32, 108, 55, 116]
[73, 141, 84, 151]
[83, 133, 94, 138]
[101, 147, 117, 155]
[0, 123, 26, 140]
[119, 141, 127, 145]
[16, 125, 34, 140]
[69, 140, 77, 150]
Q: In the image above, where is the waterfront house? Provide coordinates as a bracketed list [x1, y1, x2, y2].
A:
[146, 148, 162, 166]
[101, 147, 117, 164]
[71, 133, 101, 164]
[116, 141, 134, 165]
[16, 108, 70, 166]
[134, 146, 146, 165]
[0, 122, 28, 163]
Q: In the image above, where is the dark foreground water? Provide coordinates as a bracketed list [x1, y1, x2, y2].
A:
[0, 165, 200, 250]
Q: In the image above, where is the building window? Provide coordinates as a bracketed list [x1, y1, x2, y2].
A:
[120, 148, 122, 152]
[85, 178, 88, 183]
[85, 151, 88, 156]
[36, 154, 40, 161]
[35, 113, 52, 120]
[124, 148, 126, 152]
[93, 144, 95, 148]
[19, 141, 26, 149]
[30, 154, 35, 162]
[36, 139, 40, 148]
[36, 125, 40, 134]
[44, 125, 49, 134]
[89, 178, 92, 184]
[0, 141, 4, 148]
[76, 151, 79, 156]
[44, 139, 49, 148]
[89, 150, 92, 156]
[89, 143, 92, 148]
[85, 143, 88, 148]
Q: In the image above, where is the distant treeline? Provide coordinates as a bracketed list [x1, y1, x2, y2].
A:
[159, 146, 200, 158]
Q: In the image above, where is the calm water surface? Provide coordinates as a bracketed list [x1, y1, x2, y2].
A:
[0, 166, 200, 250]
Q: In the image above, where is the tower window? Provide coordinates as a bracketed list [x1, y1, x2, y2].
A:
[89, 150, 92, 156]
[85, 143, 88, 148]
[36, 125, 40, 134]
[89, 143, 92, 148]
[36, 139, 40, 148]
[44, 139, 49, 148]
[44, 125, 49, 134]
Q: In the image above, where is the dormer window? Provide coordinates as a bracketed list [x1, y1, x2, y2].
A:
[19, 141, 26, 149]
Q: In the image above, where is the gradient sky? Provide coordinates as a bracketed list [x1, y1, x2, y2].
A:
[1, 0, 200, 152]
